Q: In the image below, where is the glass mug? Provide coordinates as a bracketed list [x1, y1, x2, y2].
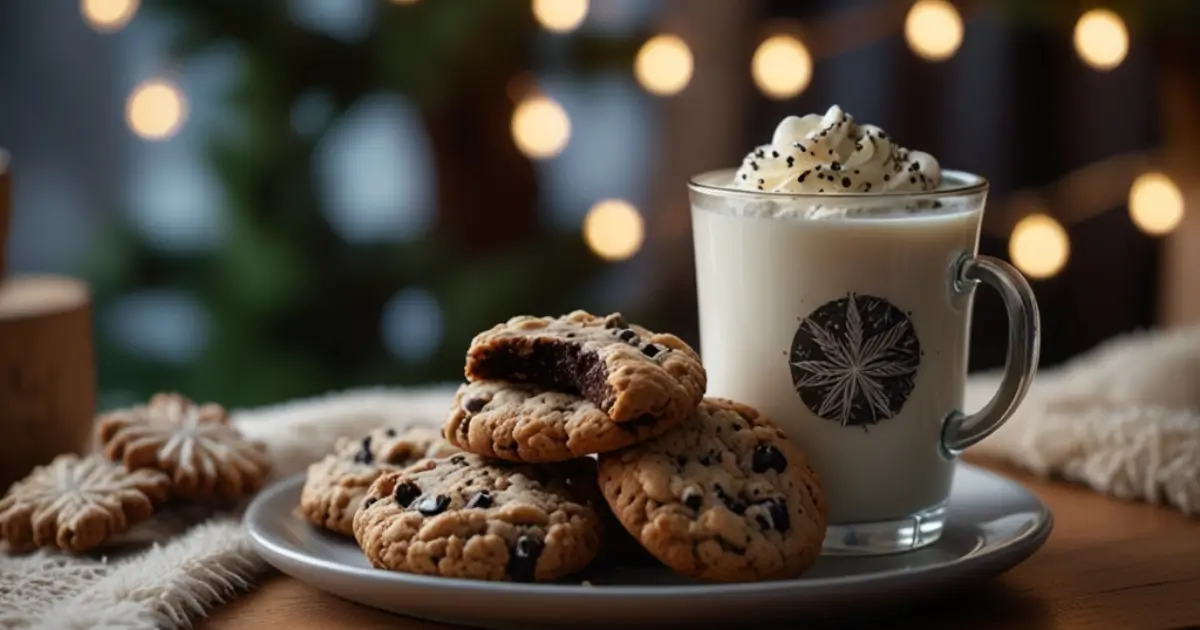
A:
[689, 169, 1039, 555]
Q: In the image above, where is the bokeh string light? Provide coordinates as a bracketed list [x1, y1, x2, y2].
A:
[904, 0, 963, 61]
[584, 199, 644, 261]
[532, 0, 588, 34]
[126, 79, 188, 141]
[1009, 213, 1070, 279]
[511, 94, 571, 159]
[751, 35, 813, 100]
[1129, 172, 1185, 236]
[81, 0, 139, 33]
[634, 35, 694, 97]
[1074, 9, 1129, 71]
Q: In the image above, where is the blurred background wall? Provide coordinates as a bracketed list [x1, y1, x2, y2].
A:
[0, 0, 1195, 409]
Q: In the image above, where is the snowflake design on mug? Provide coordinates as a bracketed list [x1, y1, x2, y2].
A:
[789, 293, 921, 429]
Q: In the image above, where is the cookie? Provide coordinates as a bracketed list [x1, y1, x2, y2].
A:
[0, 454, 170, 553]
[353, 453, 604, 582]
[96, 392, 272, 501]
[598, 398, 827, 582]
[465, 311, 706, 426]
[444, 380, 684, 463]
[299, 426, 458, 535]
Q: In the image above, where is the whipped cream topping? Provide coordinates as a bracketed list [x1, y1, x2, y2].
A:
[733, 105, 941, 195]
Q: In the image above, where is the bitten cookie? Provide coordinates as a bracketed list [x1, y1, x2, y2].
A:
[300, 426, 458, 535]
[465, 311, 706, 427]
[444, 380, 685, 463]
[598, 398, 827, 582]
[97, 393, 272, 501]
[0, 454, 170, 553]
[353, 453, 604, 582]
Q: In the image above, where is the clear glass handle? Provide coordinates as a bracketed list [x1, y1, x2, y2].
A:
[941, 255, 1041, 457]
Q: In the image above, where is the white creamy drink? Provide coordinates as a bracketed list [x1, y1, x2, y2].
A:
[690, 106, 1039, 554]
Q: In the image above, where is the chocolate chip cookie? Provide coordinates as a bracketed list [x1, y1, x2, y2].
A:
[598, 398, 827, 582]
[353, 453, 604, 582]
[465, 311, 706, 427]
[444, 380, 685, 463]
[299, 426, 457, 535]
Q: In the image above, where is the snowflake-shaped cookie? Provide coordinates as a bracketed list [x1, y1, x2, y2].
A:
[97, 393, 272, 501]
[0, 454, 169, 552]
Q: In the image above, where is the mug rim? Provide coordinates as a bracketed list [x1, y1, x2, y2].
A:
[688, 168, 989, 201]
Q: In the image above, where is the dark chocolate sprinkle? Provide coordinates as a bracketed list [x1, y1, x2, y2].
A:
[884, 174, 890, 181]
[786, 156, 795, 168]
[752, 443, 788, 474]
[878, 132, 887, 139]
[466, 491, 493, 509]
[755, 149, 765, 159]
[910, 176, 917, 184]
[508, 535, 544, 582]
[394, 481, 421, 507]
[741, 173, 747, 180]
[450, 455, 466, 465]
[417, 494, 450, 516]
[797, 170, 811, 183]
[385, 428, 397, 437]
[683, 488, 703, 511]
[841, 177, 851, 188]
[750, 161, 759, 171]
[793, 142, 806, 152]
[771, 150, 779, 158]
[830, 162, 841, 171]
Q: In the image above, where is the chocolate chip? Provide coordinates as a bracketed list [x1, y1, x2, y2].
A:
[466, 491, 493, 509]
[354, 436, 374, 464]
[830, 161, 841, 171]
[683, 488, 703, 511]
[763, 499, 790, 532]
[642, 344, 661, 358]
[394, 481, 421, 507]
[752, 444, 788, 474]
[363, 497, 377, 509]
[714, 484, 746, 515]
[565, 332, 576, 338]
[417, 494, 450, 516]
[464, 398, 486, 413]
[450, 455, 466, 465]
[508, 535, 544, 582]
[385, 428, 397, 437]
[618, 329, 638, 343]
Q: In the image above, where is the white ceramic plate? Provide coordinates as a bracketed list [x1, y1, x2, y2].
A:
[244, 464, 1051, 629]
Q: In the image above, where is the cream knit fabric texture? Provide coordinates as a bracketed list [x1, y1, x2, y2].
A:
[2, 326, 1197, 628]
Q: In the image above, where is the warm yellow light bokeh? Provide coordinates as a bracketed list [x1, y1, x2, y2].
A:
[751, 35, 812, 100]
[1073, 9, 1128, 71]
[532, 0, 588, 33]
[904, 0, 963, 61]
[81, 0, 139, 33]
[584, 199, 644, 261]
[126, 79, 187, 141]
[635, 35, 694, 96]
[1009, 213, 1069, 279]
[1129, 172, 1185, 236]
[511, 95, 571, 159]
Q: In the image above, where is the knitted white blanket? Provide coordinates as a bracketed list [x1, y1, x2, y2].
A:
[2, 327, 1197, 629]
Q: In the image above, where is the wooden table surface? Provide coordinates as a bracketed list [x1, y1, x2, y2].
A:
[202, 460, 1200, 630]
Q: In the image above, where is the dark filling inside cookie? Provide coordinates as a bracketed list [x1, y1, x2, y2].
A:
[472, 340, 615, 412]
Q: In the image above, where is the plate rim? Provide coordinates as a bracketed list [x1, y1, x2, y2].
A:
[244, 463, 1053, 599]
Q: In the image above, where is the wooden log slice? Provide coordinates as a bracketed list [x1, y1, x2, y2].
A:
[0, 276, 95, 491]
